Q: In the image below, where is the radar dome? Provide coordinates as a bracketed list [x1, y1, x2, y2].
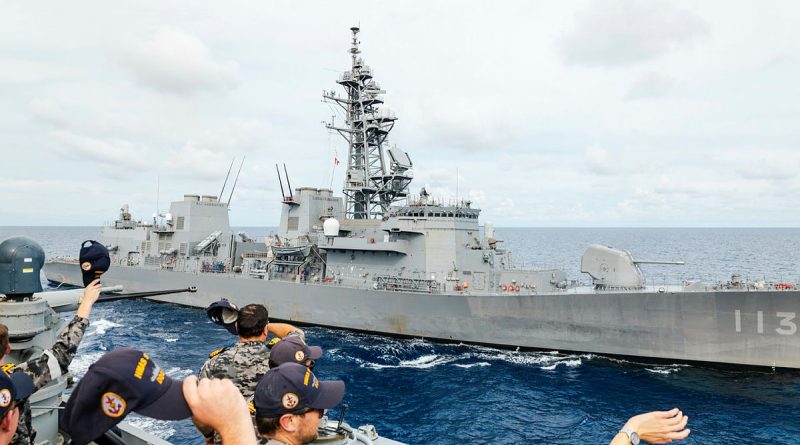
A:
[323, 218, 340, 237]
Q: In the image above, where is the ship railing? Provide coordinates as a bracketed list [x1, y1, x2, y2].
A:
[373, 275, 440, 293]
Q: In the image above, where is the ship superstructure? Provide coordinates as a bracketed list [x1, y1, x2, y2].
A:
[44, 27, 800, 370]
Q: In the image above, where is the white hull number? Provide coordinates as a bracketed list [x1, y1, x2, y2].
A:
[735, 310, 797, 335]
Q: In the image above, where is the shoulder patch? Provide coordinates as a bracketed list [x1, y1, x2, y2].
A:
[208, 347, 229, 358]
[248, 401, 255, 414]
[1, 363, 15, 375]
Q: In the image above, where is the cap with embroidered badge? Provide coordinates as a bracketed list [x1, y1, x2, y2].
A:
[0, 371, 33, 418]
[78, 240, 110, 287]
[61, 348, 191, 445]
[254, 362, 344, 418]
[268, 336, 322, 367]
[205, 299, 239, 335]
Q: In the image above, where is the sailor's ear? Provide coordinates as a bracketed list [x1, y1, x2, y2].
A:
[262, 324, 269, 337]
[0, 409, 14, 432]
[279, 413, 299, 432]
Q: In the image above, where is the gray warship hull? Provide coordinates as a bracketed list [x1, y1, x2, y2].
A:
[44, 261, 800, 369]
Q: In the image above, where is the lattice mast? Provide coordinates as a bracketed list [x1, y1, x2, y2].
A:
[324, 27, 413, 219]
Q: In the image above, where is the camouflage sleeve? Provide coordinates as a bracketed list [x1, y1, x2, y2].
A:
[15, 315, 89, 390]
[199, 359, 212, 378]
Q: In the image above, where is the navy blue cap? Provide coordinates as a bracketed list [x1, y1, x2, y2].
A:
[79, 240, 110, 287]
[62, 348, 191, 445]
[206, 299, 239, 335]
[254, 362, 344, 418]
[268, 336, 322, 367]
[0, 371, 33, 417]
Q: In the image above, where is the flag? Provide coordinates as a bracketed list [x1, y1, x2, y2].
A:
[334, 157, 340, 166]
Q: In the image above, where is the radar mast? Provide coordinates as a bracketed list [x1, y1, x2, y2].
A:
[324, 27, 413, 219]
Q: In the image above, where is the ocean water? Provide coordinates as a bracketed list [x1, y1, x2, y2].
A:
[1, 226, 799, 445]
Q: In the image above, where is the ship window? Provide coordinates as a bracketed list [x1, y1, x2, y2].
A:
[288, 217, 299, 231]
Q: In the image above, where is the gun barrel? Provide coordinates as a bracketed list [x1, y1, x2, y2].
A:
[633, 260, 685, 265]
[37, 285, 125, 312]
[98, 286, 197, 303]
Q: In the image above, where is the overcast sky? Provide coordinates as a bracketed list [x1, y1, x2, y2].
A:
[2, 1, 799, 227]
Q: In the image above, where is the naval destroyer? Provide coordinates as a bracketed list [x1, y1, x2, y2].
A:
[45, 27, 800, 369]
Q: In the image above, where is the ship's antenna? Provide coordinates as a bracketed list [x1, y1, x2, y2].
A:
[219, 157, 236, 200]
[283, 164, 294, 200]
[276, 164, 286, 200]
[156, 174, 160, 218]
[226, 156, 245, 207]
[456, 167, 459, 206]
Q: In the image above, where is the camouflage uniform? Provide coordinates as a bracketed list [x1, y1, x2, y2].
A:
[199, 340, 271, 401]
[199, 331, 303, 445]
[5, 316, 89, 445]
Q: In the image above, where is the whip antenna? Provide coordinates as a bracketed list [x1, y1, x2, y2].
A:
[227, 156, 245, 207]
[219, 157, 236, 200]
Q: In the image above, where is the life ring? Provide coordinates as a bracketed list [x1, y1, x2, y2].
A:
[501, 284, 508, 291]
[514, 285, 520, 292]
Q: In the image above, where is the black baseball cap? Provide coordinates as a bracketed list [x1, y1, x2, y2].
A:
[268, 336, 322, 367]
[62, 348, 191, 445]
[254, 362, 344, 418]
[206, 299, 239, 335]
[79, 240, 110, 287]
[0, 371, 33, 417]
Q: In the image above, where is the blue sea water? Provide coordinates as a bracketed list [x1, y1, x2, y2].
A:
[1, 226, 799, 444]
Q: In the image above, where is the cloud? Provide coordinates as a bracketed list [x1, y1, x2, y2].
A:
[736, 156, 798, 181]
[560, 0, 710, 67]
[51, 130, 150, 170]
[29, 99, 70, 129]
[121, 27, 239, 95]
[164, 141, 234, 181]
[583, 145, 644, 176]
[626, 72, 675, 99]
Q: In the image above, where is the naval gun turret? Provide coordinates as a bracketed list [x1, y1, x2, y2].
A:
[581, 244, 684, 290]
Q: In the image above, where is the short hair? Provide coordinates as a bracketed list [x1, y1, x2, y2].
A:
[0, 324, 7, 356]
[236, 304, 268, 338]
[255, 415, 280, 436]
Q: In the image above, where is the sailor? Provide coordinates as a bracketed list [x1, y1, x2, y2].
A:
[0, 372, 33, 445]
[267, 336, 322, 370]
[253, 362, 345, 445]
[60, 347, 259, 445]
[199, 303, 305, 443]
[200, 303, 306, 395]
[61, 348, 193, 445]
[0, 238, 104, 445]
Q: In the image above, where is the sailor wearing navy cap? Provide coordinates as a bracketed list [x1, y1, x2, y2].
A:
[61, 348, 193, 445]
[0, 373, 33, 445]
[63, 348, 261, 445]
[254, 362, 345, 445]
[267, 336, 323, 370]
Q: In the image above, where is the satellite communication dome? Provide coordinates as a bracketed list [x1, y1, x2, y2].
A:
[323, 218, 340, 237]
